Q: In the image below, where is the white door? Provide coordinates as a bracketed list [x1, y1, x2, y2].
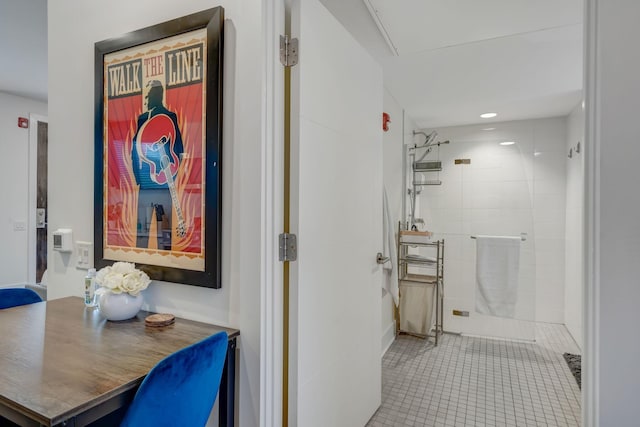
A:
[289, 0, 383, 425]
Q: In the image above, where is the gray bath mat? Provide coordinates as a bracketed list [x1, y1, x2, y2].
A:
[563, 352, 581, 389]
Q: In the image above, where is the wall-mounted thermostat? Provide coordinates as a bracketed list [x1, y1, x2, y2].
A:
[52, 229, 73, 252]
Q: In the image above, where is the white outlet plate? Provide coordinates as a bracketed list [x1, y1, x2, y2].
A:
[75, 241, 93, 270]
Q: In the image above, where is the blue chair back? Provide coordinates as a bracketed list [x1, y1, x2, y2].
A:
[120, 331, 228, 427]
[0, 288, 43, 309]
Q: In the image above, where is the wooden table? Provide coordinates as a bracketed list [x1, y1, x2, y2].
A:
[0, 297, 239, 426]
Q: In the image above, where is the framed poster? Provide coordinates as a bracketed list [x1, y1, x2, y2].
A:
[94, 7, 224, 288]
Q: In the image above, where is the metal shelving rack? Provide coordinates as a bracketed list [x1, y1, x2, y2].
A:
[395, 223, 445, 345]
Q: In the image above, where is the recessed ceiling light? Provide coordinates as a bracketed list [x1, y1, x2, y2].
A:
[499, 141, 515, 146]
[482, 127, 496, 131]
[480, 112, 497, 119]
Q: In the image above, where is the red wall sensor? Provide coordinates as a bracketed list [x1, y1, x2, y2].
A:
[382, 112, 390, 132]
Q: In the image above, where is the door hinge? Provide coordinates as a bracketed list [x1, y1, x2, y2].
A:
[279, 233, 297, 261]
[280, 35, 299, 67]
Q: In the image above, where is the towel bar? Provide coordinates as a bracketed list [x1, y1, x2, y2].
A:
[470, 234, 527, 241]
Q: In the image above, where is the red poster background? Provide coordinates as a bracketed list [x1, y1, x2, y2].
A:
[105, 83, 204, 256]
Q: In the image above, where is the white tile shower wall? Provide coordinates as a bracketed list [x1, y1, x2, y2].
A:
[564, 102, 584, 349]
[416, 118, 567, 340]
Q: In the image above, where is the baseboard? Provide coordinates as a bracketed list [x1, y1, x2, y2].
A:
[381, 320, 396, 357]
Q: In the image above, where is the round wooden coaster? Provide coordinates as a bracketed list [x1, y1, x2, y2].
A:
[145, 313, 175, 327]
[146, 322, 174, 328]
[145, 320, 175, 328]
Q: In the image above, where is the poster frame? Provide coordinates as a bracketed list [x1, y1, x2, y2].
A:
[94, 7, 224, 288]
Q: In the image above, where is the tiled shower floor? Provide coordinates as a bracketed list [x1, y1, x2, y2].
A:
[367, 323, 581, 427]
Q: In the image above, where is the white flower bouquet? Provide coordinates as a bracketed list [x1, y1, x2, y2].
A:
[95, 262, 151, 296]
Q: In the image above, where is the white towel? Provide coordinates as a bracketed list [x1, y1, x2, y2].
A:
[382, 187, 399, 306]
[475, 235, 521, 318]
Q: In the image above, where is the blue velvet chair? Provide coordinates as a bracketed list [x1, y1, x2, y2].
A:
[0, 288, 43, 309]
[120, 331, 228, 427]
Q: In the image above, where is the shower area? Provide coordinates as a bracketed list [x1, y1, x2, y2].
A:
[404, 117, 570, 341]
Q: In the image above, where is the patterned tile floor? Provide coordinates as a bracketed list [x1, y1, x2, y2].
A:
[367, 323, 581, 427]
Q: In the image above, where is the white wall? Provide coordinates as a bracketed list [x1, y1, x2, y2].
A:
[48, 2, 262, 426]
[587, 1, 640, 424]
[381, 88, 404, 354]
[416, 118, 567, 340]
[564, 102, 584, 349]
[0, 92, 46, 286]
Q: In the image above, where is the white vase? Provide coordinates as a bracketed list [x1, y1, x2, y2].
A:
[98, 291, 144, 321]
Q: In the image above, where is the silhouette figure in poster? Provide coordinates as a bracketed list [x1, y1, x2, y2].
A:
[131, 80, 186, 250]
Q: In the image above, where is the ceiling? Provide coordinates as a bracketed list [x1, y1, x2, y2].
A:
[0, 0, 583, 128]
[0, 0, 47, 102]
[320, 0, 583, 129]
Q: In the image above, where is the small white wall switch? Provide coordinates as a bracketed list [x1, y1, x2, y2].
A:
[13, 221, 26, 231]
[52, 229, 73, 252]
[75, 241, 93, 269]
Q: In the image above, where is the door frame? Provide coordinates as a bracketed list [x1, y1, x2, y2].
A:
[27, 114, 48, 284]
[583, 0, 598, 425]
[260, 0, 600, 425]
[260, 0, 285, 425]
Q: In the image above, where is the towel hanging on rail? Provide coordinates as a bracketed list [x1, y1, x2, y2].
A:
[382, 187, 399, 306]
[474, 235, 521, 318]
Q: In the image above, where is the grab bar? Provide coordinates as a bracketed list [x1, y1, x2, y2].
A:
[470, 233, 527, 241]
